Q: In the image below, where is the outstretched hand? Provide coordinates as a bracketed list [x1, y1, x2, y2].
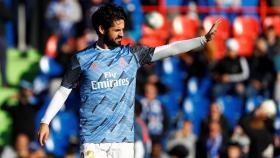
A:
[205, 18, 222, 42]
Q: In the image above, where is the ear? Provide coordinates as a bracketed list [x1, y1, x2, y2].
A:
[98, 25, 105, 35]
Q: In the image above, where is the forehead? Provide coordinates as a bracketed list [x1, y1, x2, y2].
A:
[110, 19, 125, 28]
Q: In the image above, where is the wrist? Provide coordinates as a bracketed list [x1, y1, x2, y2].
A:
[201, 36, 208, 44]
[40, 119, 50, 126]
[40, 123, 49, 127]
[205, 34, 211, 42]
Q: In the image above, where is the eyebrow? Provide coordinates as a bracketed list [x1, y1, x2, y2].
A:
[112, 28, 123, 31]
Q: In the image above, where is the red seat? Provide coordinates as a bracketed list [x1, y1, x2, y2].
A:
[263, 16, 280, 36]
[170, 16, 200, 41]
[139, 36, 166, 47]
[203, 15, 231, 40]
[235, 37, 254, 57]
[203, 16, 230, 60]
[140, 12, 169, 47]
[233, 16, 260, 40]
[141, 12, 170, 40]
[213, 38, 227, 60]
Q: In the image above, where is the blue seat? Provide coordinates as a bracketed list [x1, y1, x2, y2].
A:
[158, 92, 180, 121]
[40, 56, 63, 77]
[156, 57, 186, 96]
[217, 95, 243, 129]
[45, 111, 78, 157]
[35, 96, 79, 157]
[182, 96, 210, 135]
[186, 77, 199, 97]
[156, 57, 186, 121]
[245, 95, 266, 114]
[186, 76, 212, 97]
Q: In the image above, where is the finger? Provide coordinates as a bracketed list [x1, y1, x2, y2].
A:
[44, 132, 49, 144]
[214, 18, 222, 25]
[40, 131, 47, 146]
[212, 20, 221, 31]
[38, 132, 44, 146]
[209, 18, 222, 32]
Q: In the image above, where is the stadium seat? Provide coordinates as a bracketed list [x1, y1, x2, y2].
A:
[233, 16, 260, 40]
[39, 56, 63, 77]
[235, 36, 254, 57]
[158, 92, 180, 122]
[245, 95, 266, 114]
[212, 38, 227, 60]
[203, 16, 231, 40]
[263, 16, 280, 36]
[45, 112, 78, 157]
[141, 12, 169, 39]
[233, 16, 260, 56]
[186, 77, 199, 97]
[157, 57, 186, 96]
[139, 36, 166, 47]
[217, 95, 243, 129]
[186, 77, 212, 97]
[169, 16, 200, 42]
[35, 97, 79, 157]
[139, 12, 169, 47]
[203, 16, 231, 60]
[183, 96, 210, 135]
[157, 57, 185, 119]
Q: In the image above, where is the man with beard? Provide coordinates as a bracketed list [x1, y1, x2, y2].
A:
[38, 4, 220, 158]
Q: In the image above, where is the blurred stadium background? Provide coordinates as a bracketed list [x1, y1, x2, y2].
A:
[1, 0, 280, 158]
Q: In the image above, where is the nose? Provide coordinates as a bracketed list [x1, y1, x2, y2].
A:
[119, 30, 124, 37]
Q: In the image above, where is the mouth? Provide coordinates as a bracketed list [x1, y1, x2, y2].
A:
[116, 38, 122, 44]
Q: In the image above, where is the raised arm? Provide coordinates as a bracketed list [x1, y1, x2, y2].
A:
[152, 18, 221, 61]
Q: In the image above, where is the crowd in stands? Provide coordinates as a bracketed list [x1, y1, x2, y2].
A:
[2, 0, 280, 158]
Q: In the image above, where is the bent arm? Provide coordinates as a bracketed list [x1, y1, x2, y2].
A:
[151, 36, 207, 61]
[228, 57, 249, 82]
[40, 86, 72, 125]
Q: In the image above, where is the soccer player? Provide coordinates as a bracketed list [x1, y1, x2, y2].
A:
[38, 3, 220, 158]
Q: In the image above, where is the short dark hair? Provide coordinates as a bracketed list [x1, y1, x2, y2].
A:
[91, 4, 127, 35]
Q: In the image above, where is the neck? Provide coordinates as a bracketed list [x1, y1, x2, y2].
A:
[96, 39, 111, 50]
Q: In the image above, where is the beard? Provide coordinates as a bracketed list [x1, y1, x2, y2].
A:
[103, 32, 122, 48]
